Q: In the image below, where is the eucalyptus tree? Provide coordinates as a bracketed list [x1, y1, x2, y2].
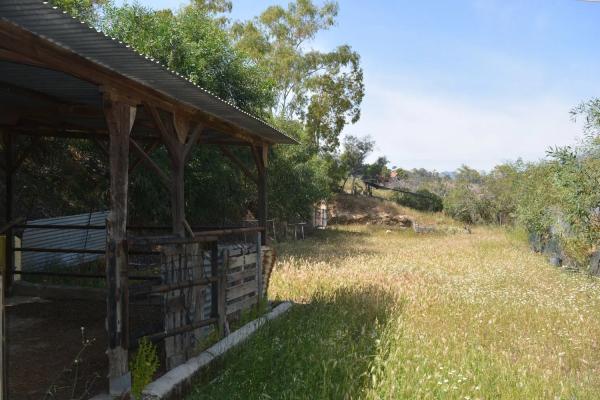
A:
[231, 0, 364, 152]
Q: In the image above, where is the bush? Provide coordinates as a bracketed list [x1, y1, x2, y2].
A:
[394, 189, 443, 212]
[130, 337, 160, 399]
[443, 185, 491, 224]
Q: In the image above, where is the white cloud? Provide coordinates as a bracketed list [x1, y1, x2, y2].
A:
[343, 82, 584, 172]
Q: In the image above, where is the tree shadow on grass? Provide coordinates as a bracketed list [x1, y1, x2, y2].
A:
[188, 285, 402, 400]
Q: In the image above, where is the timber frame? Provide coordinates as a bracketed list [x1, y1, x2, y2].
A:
[0, 2, 294, 398]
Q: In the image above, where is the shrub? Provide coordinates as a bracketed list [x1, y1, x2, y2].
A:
[130, 337, 160, 399]
[394, 189, 443, 212]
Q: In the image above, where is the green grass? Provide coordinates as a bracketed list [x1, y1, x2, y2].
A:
[188, 224, 600, 399]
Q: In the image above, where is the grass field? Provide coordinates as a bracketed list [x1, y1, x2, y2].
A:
[188, 223, 600, 399]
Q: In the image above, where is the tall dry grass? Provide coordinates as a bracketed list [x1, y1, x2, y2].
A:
[190, 224, 600, 399]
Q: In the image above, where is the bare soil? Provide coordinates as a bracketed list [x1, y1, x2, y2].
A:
[7, 299, 108, 400]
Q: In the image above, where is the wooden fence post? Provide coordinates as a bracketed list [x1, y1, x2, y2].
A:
[218, 249, 228, 337]
[210, 242, 219, 327]
[256, 232, 262, 308]
[103, 93, 136, 397]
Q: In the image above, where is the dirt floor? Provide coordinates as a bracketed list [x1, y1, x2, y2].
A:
[6, 294, 165, 400]
[7, 298, 108, 400]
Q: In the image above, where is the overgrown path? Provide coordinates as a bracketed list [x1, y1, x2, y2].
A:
[189, 226, 600, 399]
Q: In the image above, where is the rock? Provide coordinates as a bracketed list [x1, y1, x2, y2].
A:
[590, 251, 600, 276]
[549, 256, 563, 267]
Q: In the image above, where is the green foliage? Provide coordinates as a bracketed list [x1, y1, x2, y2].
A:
[130, 337, 160, 399]
[188, 285, 397, 399]
[99, 2, 275, 115]
[232, 0, 364, 152]
[340, 135, 374, 177]
[514, 162, 557, 236]
[363, 156, 391, 183]
[39, 0, 358, 225]
[393, 189, 443, 213]
[268, 143, 333, 221]
[443, 184, 489, 224]
[50, 0, 104, 21]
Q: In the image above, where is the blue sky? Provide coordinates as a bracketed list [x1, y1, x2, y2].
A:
[117, 0, 600, 171]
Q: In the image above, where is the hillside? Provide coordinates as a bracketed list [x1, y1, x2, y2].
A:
[330, 193, 462, 231]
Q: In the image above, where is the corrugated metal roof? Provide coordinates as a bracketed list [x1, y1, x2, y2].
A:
[0, 0, 297, 145]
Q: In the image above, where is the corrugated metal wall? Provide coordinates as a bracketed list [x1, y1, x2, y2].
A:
[21, 211, 108, 271]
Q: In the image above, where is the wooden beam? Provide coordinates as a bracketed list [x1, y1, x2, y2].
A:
[183, 123, 204, 162]
[0, 81, 71, 105]
[254, 145, 268, 245]
[173, 112, 190, 144]
[252, 145, 266, 174]
[129, 138, 161, 174]
[3, 132, 14, 293]
[219, 145, 258, 184]
[103, 94, 136, 397]
[129, 137, 170, 188]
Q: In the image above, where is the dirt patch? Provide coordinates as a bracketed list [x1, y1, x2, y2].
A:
[7, 299, 108, 400]
[329, 194, 413, 227]
[6, 296, 166, 400]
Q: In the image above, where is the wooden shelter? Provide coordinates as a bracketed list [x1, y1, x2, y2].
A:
[0, 1, 295, 397]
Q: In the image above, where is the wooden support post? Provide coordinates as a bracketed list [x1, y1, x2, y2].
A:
[170, 159, 185, 237]
[255, 145, 268, 246]
[103, 94, 136, 397]
[147, 105, 203, 237]
[4, 133, 14, 294]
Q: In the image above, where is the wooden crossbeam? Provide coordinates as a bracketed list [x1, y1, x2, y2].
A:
[219, 145, 258, 184]
[129, 138, 161, 174]
[183, 123, 204, 162]
[128, 137, 170, 188]
[251, 145, 266, 174]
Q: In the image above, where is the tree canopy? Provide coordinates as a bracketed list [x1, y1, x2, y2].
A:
[231, 0, 364, 152]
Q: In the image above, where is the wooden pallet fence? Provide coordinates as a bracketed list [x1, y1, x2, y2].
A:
[161, 242, 207, 370]
[153, 241, 276, 371]
[225, 243, 276, 317]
